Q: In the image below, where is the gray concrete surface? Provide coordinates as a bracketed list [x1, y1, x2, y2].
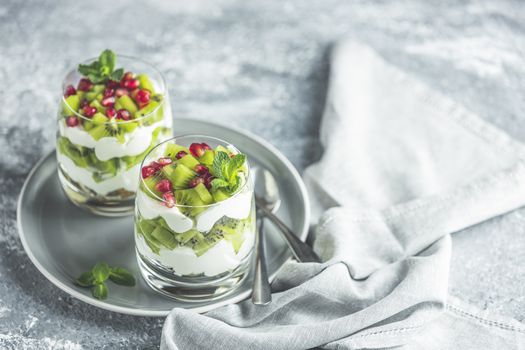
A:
[1, 0, 524, 348]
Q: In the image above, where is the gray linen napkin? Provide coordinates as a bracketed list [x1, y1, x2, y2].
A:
[161, 41, 525, 349]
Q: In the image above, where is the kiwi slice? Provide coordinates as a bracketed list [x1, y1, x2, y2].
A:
[92, 112, 108, 124]
[211, 188, 230, 202]
[215, 145, 231, 155]
[193, 183, 214, 204]
[175, 188, 207, 217]
[193, 233, 223, 256]
[137, 74, 155, 92]
[88, 125, 108, 140]
[117, 95, 138, 114]
[199, 150, 215, 166]
[136, 220, 162, 254]
[141, 175, 162, 199]
[165, 143, 190, 159]
[174, 229, 199, 244]
[162, 164, 195, 189]
[137, 218, 156, 236]
[150, 225, 177, 250]
[62, 94, 80, 114]
[135, 100, 161, 124]
[177, 154, 200, 170]
[119, 121, 138, 133]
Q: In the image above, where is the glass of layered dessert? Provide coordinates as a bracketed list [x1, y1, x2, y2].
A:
[57, 50, 172, 216]
[135, 136, 255, 301]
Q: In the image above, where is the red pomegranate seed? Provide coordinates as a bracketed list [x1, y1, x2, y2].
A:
[175, 151, 187, 160]
[201, 143, 212, 151]
[116, 109, 131, 120]
[101, 96, 115, 107]
[106, 107, 116, 118]
[157, 157, 173, 166]
[189, 143, 206, 158]
[162, 192, 176, 208]
[122, 71, 134, 81]
[194, 164, 209, 175]
[64, 85, 76, 98]
[141, 165, 157, 178]
[77, 78, 93, 91]
[135, 89, 150, 104]
[155, 179, 173, 193]
[65, 116, 79, 127]
[103, 88, 115, 98]
[80, 100, 89, 108]
[188, 177, 205, 188]
[82, 105, 96, 118]
[115, 88, 129, 97]
[204, 175, 215, 189]
[123, 78, 140, 90]
[149, 161, 162, 171]
[107, 80, 119, 89]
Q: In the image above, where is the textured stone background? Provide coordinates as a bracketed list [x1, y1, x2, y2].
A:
[1, 0, 525, 348]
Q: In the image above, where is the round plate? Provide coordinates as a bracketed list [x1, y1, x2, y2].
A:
[17, 118, 310, 316]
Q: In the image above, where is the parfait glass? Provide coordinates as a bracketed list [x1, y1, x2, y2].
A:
[56, 55, 173, 216]
[134, 136, 256, 301]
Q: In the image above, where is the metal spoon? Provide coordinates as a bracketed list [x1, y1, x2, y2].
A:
[251, 168, 276, 305]
[255, 169, 321, 263]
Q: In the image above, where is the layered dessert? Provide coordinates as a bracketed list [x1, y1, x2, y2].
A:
[134, 138, 255, 299]
[57, 50, 172, 215]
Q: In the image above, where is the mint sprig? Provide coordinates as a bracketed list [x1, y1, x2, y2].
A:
[78, 49, 124, 83]
[211, 152, 246, 194]
[74, 262, 135, 300]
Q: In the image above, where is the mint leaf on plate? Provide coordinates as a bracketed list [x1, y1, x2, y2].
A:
[75, 271, 95, 287]
[109, 267, 136, 287]
[92, 283, 108, 300]
[91, 262, 110, 283]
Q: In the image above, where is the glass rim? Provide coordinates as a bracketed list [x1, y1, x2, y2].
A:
[60, 54, 167, 124]
[139, 134, 251, 208]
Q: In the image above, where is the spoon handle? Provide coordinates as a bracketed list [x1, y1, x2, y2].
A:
[257, 203, 321, 263]
[252, 214, 272, 305]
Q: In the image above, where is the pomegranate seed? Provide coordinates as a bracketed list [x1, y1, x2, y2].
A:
[141, 165, 157, 178]
[107, 80, 119, 89]
[80, 100, 89, 108]
[201, 143, 212, 151]
[175, 151, 187, 160]
[155, 179, 173, 193]
[188, 177, 205, 188]
[157, 157, 173, 166]
[77, 78, 93, 91]
[115, 88, 129, 97]
[123, 78, 139, 90]
[101, 96, 115, 107]
[162, 192, 176, 208]
[106, 107, 116, 118]
[82, 105, 96, 118]
[116, 109, 131, 120]
[103, 88, 115, 98]
[189, 143, 206, 158]
[194, 164, 209, 175]
[65, 116, 79, 127]
[135, 89, 150, 104]
[122, 71, 134, 81]
[149, 161, 162, 171]
[64, 85, 76, 98]
[204, 175, 215, 189]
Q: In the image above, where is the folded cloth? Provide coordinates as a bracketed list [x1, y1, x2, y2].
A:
[161, 41, 525, 350]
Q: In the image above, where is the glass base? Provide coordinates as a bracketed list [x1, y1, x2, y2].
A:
[137, 250, 251, 302]
[58, 167, 135, 217]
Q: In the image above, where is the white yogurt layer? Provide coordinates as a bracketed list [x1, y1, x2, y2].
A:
[57, 152, 141, 195]
[137, 229, 255, 277]
[136, 184, 253, 234]
[59, 117, 172, 161]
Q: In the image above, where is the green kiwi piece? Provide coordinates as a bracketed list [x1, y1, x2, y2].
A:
[150, 225, 177, 250]
[117, 95, 138, 114]
[199, 150, 215, 166]
[87, 125, 108, 140]
[135, 100, 160, 124]
[162, 164, 195, 189]
[193, 183, 214, 204]
[193, 233, 223, 256]
[137, 74, 155, 92]
[90, 99, 105, 113]
[137, 218, 156, 236]
[174, 229, 199, 244]
[211, 188, 230, 202]
[175, 188, 207, 217]
[92, 112, 108, 124]
[141, 175, 162, 199]
[165, 143, 190, 159]
[177, 154, 200, 170]
[119, 121, 138, 133]
[215, 145, 231, 155]
[62, 94, 80, 114]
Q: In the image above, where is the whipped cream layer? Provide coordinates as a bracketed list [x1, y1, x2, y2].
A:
[59, 113, 172, 161]
[58, 152, 141, 195]
[137, 228, 254, 277]
[136, 185, 253, 234]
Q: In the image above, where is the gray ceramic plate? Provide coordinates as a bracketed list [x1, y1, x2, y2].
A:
[17, 118, 310, 316]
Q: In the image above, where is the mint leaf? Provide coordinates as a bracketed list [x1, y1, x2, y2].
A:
[75, 272, 95, 287]
[109, 267, 136, 287]
[92, 262, 110, 283]
[211, 178, 229, 191]
[99, 49, 115, 72]
[110, 68, 124, 81]
[77, 49, 119, 84]
[92, 283, 108, 300]
[227, 175, 242, 194]
[226, 154, 246, 182]
[212, 151, 229, 178]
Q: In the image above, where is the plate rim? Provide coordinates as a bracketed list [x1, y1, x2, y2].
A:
[17, 118, 310, 316]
